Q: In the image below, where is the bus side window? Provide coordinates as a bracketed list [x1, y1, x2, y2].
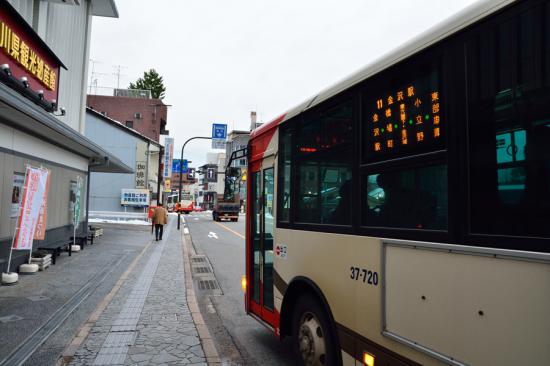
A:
[467, 4, 550, 238]
[362, 165, 447, 230]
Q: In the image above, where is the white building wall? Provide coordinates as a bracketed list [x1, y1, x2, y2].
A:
[45, 1, 91, 133]
[6, 0, 33, 23]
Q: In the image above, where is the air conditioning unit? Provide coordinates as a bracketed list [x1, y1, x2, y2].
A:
[134, 112, 142, 119]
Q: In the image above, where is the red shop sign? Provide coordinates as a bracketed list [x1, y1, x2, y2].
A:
[0, 2, 65, 102]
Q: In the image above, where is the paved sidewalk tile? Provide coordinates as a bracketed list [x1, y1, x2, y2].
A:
[70, 219, 206, 365]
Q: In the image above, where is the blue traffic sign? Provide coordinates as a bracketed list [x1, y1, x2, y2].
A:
[212, 124, 227, 140]
[172, 159, 180, 173]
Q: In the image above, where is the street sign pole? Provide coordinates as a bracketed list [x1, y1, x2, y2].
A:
[177, 136, 212, 230]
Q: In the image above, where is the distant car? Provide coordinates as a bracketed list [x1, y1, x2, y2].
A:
[193, 206, 205, 212]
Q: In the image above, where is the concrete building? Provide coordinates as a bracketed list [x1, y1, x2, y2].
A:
[85, 108, 161, 212]
[87, 92, 169, 142]
[0, 0, 128, 273]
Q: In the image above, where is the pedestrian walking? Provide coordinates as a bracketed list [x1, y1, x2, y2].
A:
[152, 203, 168, 241]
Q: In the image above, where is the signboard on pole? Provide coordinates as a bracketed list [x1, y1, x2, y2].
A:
[206, 167, 217, 183]
[163, 137, 174, 178]
[121, 189, 150, 206]
[212, 124, 227, 150]
[172, 159, 181, 174]
[13, 167, 49, 250]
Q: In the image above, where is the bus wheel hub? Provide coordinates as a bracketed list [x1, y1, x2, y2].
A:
[298, 312, 326, 365]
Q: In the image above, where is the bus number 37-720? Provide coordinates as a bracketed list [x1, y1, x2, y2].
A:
[350, 267, 379, 285]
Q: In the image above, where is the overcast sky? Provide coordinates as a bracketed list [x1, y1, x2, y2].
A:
[89, 0, 478, 167]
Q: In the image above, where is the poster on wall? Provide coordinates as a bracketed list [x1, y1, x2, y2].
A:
[10, 173, 24, 218]
[13, 167, 49, 250]
[34, 169, 51, 240]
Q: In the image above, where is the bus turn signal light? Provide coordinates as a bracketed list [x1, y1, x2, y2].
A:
[363, 352, 375, 366]
[241, 275, 247, 293]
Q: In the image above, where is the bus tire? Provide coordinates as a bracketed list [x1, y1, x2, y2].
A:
[292, 294, 338, 366]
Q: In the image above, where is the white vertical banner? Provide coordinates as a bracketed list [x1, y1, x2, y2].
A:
[163, 137, 174, 178]
[13, 166, 49, 251]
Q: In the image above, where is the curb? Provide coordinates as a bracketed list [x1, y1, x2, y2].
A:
[180, 217, 222, 365]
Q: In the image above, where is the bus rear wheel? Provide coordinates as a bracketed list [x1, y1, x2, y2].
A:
[292, 294, 338, 366]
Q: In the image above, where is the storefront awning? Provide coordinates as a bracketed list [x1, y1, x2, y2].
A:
[0, 84, 133, 174]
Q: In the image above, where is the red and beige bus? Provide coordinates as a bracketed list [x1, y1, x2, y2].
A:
[243, 0, 550, 365]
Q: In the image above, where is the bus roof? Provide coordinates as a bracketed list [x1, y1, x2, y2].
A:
[250, 0, 515, 139]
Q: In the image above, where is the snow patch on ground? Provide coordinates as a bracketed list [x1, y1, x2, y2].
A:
[89, 218, 150, 226]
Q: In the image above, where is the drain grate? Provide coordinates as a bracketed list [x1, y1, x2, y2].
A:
[192, 257, 206, 263]
[198, 279, 219, 290]
[193, 266, 211, 274]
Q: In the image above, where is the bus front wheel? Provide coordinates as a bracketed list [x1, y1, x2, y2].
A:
[292, 294, 338, 366]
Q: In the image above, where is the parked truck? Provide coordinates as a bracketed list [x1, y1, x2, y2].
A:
[212, 193, 240, 222]
[212, 147, 247, 222]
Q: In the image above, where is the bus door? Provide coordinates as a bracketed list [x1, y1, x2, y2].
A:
[249, 164, 276, 325]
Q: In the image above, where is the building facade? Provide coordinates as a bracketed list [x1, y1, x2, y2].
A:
[85, 108, 161, 212]
[0, 0, 128, 273]
[87, 93, 168, 142]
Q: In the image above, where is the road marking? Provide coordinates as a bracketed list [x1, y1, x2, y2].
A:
[213, 221, 245, 239]
[208, 232, 218, 239]
[183, 228, 189, 234]
[194, 218, 199, 221]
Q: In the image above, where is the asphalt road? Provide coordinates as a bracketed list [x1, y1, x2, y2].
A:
[184, 211, 295, 365]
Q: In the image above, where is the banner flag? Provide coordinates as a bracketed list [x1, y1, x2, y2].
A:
[73, 176, 82, 227]
[13, 166, 49, 250]
[34, 169, 51, 240]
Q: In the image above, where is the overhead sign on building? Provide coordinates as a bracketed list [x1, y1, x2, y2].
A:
[163, 137, 174, 178]
[212, 123, 227, 150]
[135, 161, 146, 189]
[0, 2, 63, 104]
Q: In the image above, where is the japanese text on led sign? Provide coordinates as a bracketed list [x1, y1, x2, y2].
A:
[0, 22, 56, 91]
[368, 81, 441, 156]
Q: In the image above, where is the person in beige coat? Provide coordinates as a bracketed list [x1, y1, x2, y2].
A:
[152, 203, 168, 241]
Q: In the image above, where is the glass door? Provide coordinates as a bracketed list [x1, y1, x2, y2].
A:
[249, 167, 275, 322]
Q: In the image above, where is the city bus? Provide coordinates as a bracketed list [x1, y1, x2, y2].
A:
[243, 0, 550, 365]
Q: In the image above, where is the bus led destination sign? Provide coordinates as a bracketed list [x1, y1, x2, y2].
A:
[366, 78, 442, 157]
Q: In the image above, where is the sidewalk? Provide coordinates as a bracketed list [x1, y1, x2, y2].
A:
[68, 217, 213, 366]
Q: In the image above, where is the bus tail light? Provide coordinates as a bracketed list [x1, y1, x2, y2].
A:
[241, 275, 247, 292]
[363, 352, 375, 366]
